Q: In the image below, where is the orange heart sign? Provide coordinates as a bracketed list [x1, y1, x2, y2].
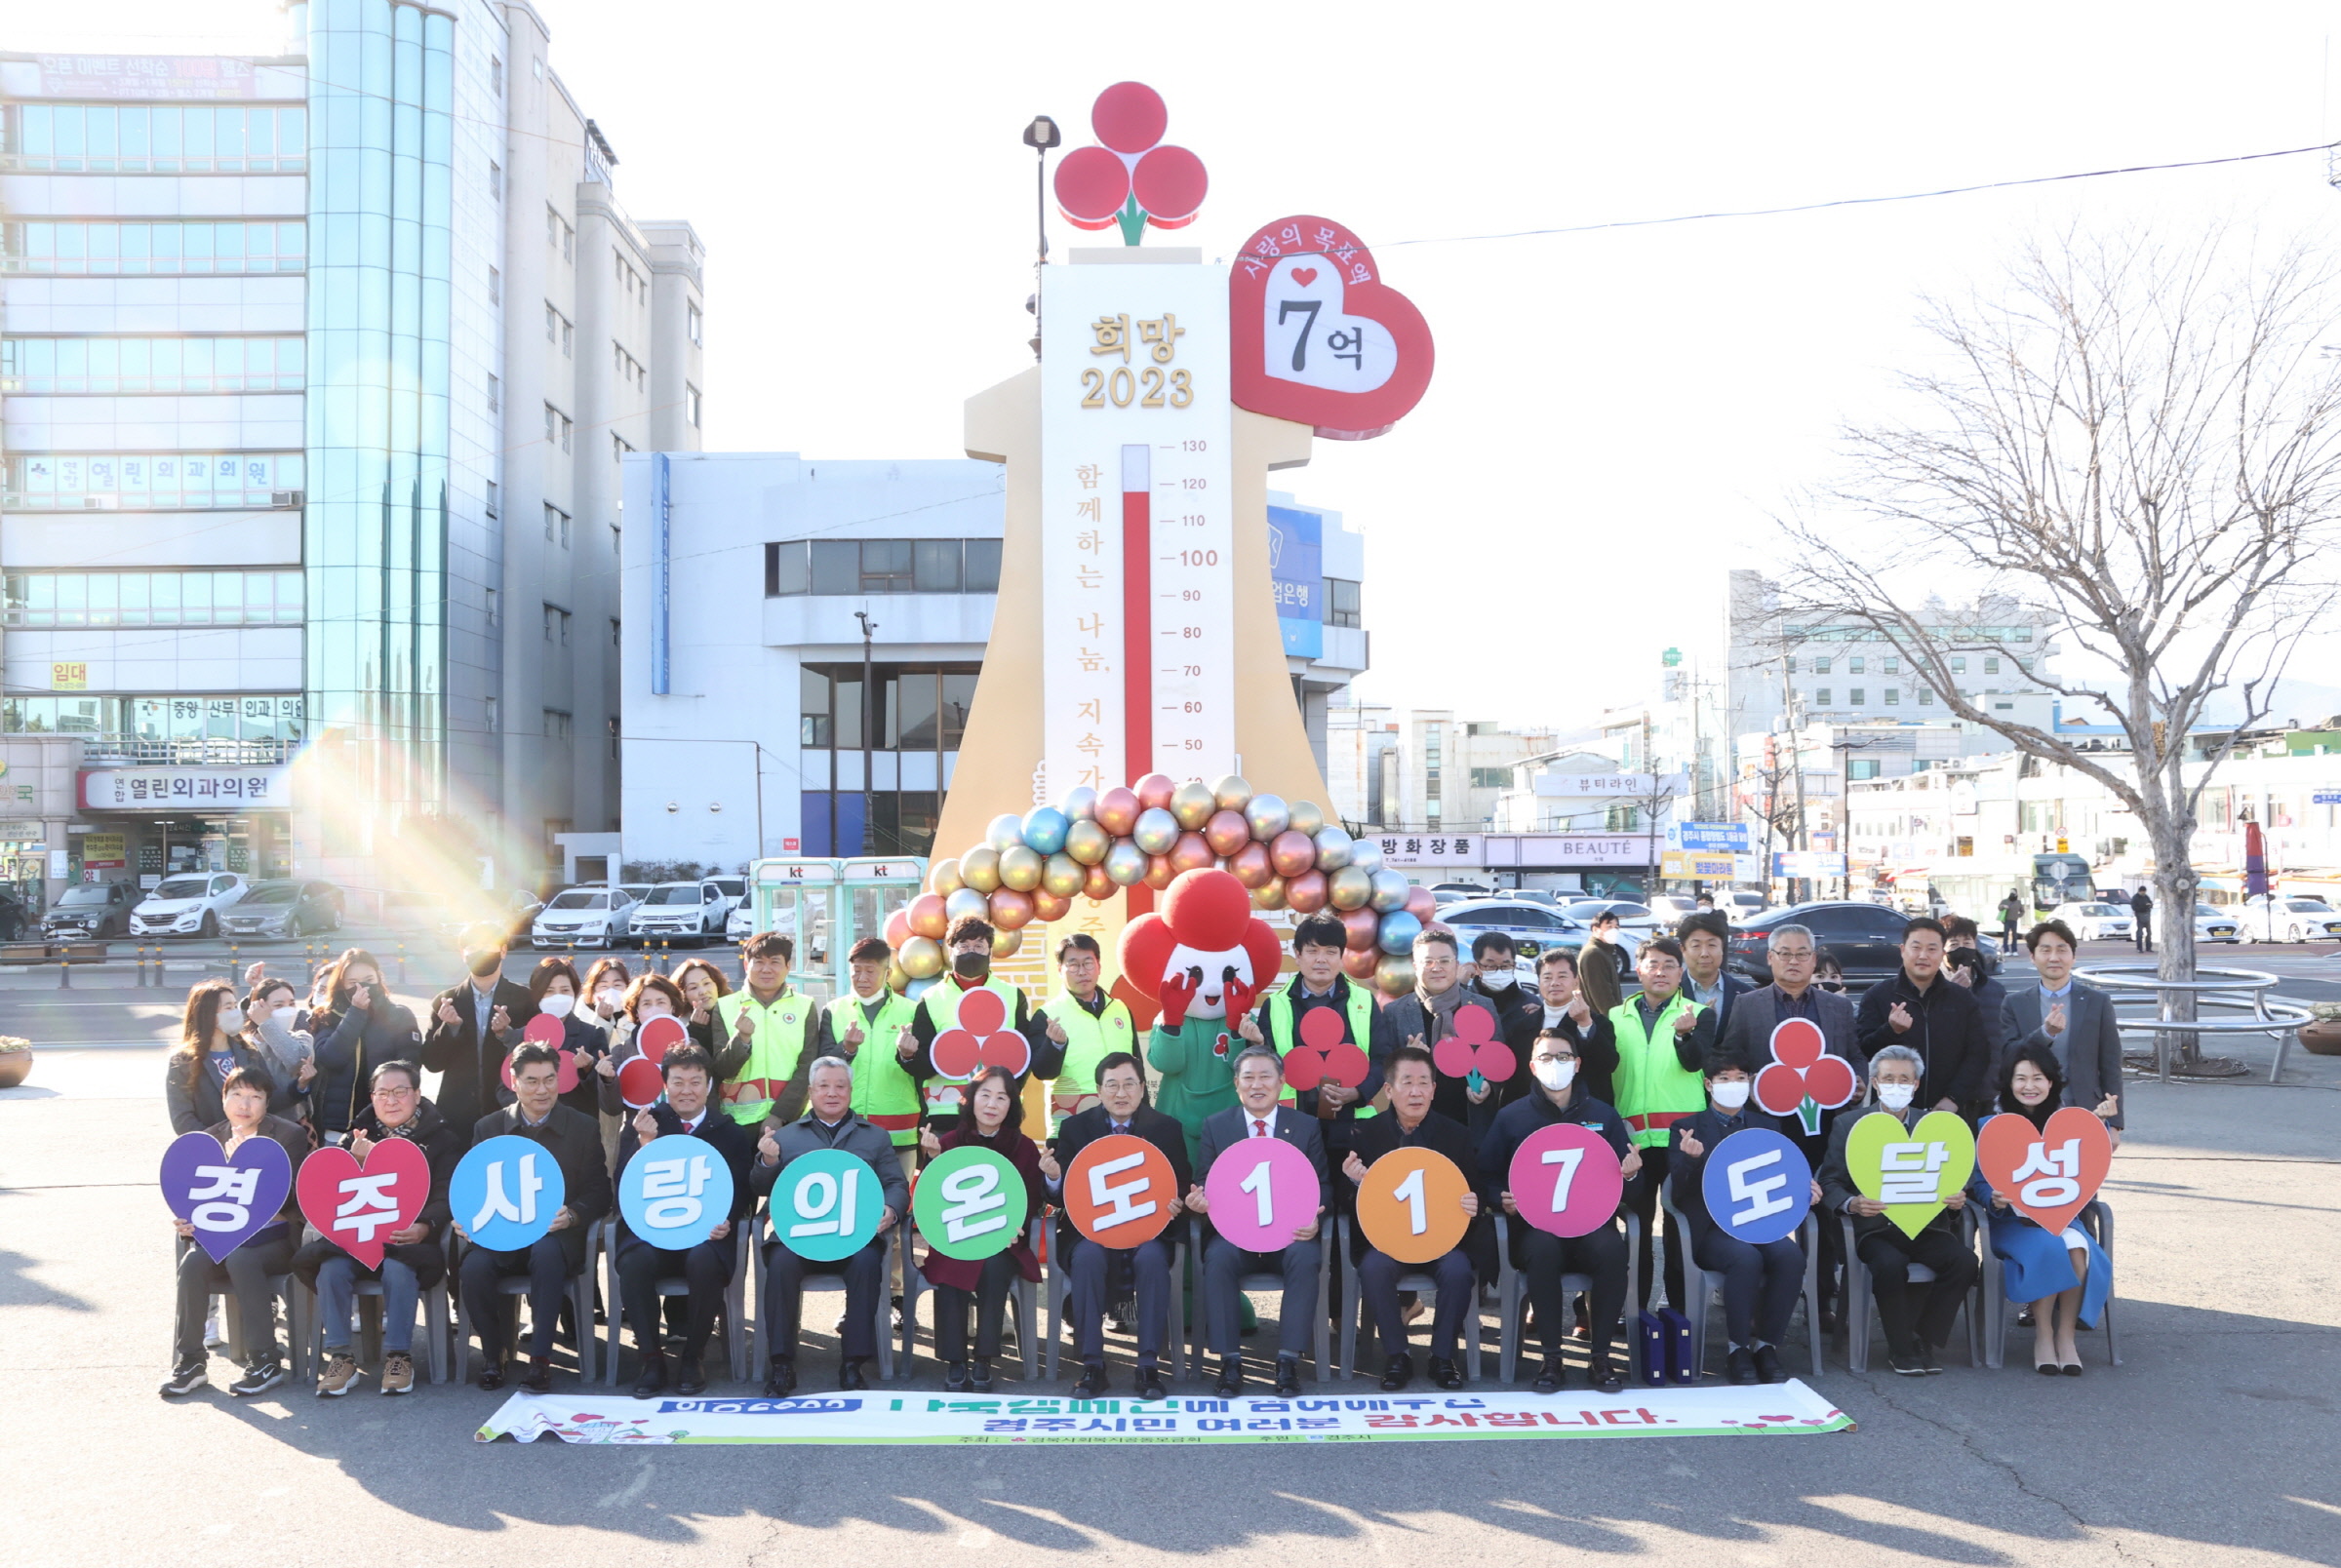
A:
[1355, 1147, 1472, 1266]
[1976, 1108, 2112, 1234]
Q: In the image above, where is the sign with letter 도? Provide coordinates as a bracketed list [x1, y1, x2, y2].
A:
[912, 1145, 1025, 1261]
[1202, 1136, 1319, 1252]
[296, 1137, 430, 1269]
[451, 1134, 567, 1251]
[1355, 1147, 1472, 1266]
[1699, 1128, 1812, 1245]
[160, 1130, 293, 1264]
[1976, 1108, 2111, 1233]
[1064, 1132, 1176, 1247]
[767, 1148, 885, 1263]
[1845, 1111, 1975, 1238]
[618, 1133, 735, 1250]
[1506, 1123, 1625, 1238]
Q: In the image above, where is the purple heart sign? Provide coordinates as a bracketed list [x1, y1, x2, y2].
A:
[160, 1130, 294, 1264]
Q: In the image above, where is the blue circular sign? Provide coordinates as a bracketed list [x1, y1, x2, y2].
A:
[451, 1134, 569, 1252]
[1700, 1127, 1813, 1245]
[766, 1147, 886, 1262]
[618, 1133, 737, 1249]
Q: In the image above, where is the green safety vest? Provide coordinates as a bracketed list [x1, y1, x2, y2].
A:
[1608, 991, 1709, 1149]
[1262, 979, 1381, 1117]
[919, 976, 1025, 1117]
[826, 990, 922, 1146]
[1044, 991, 1138, 1128]
[715, 987, 814, 1126]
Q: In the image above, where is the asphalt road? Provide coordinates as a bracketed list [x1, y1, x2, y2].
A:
[3, 960, 2338, 1566]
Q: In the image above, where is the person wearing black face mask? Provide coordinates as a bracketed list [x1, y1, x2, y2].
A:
[1467, 932, 1542, 1100]
[903, 916, 1060, 1135]
[421, 921, 539, 1132]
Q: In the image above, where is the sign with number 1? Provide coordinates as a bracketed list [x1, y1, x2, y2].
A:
[1355, 1147, 1471, 1265]
[1202, 1137, 1317, 1252]
[1506, 1123, 1624, 1238]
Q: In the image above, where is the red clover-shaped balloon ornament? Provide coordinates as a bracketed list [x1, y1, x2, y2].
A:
[930, 986, 1033, 1081]
[1753, 1017, 1859, 1136]
[1052, 82, 1209, 246]
[1432, 1006, 1516, 1085]
[1281, 1005, 1371, 1094]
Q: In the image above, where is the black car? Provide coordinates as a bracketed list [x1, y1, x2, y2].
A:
[0, 888, 27, 941]
[1726, 901, 1921, 991]
[41, 881, 139, 940]
[221, 880, 345, 940]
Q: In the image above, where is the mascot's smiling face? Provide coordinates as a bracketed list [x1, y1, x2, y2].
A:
[1163, 938, 1261, 1019]
[1118, 867, 1287, 1029]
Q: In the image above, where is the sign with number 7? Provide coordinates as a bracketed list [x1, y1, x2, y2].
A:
[1508, 1123, 1625, 1238]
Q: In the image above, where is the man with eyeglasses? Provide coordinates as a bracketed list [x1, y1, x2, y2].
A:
[293, 1059, 464, 1396]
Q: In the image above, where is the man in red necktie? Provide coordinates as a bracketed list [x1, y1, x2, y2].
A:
[1187, 1049, 1330, 1396]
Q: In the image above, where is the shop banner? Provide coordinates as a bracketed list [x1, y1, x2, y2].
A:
[478, 1382, 1852, 1445]
[81, 765, 290, 810]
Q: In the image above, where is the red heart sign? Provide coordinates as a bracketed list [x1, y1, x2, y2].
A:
[1231, 215, 1435, 441]
[1281, 1004, 1369, 1092]
[295, 1138, 430, 1270]
[1430, 1005, 1515, 1083]
[617, 1055, 666, 1111]
[1976, 1108, 2112, 1234]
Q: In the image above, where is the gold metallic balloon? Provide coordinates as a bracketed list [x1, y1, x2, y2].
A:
[1244, 794, 1290, 842]
[898, 935, 946, 980]
[1285, 870, 1329, 913]
[989, 887, 1036, 930]
[1042, 851, 1086, 898]
[1269, 828, 1318, 879]
[1082, 863, 1117, 902]
[1211, 774, 1251, 812]
[1132, 807, 1181, 856]
[1329, 866, 1374, 910]
[998, 843, 1045, 893]
[1170, 780, 1217, 831]
[1064, 818, 1113, 866]
[888, 960, 912, 993]
[1204, 808, 1251, 858]
[1143, 853, 1176, 890]
[907, 892, 949, 940]
[961, 844, 1003, 894]
[991, 925, 1024, 958]
[1168, 831, 1216, 875]
[1104, 841, 1149, 886]
[1288, 800, 1326, 838]
[1031, 887, 1072, 922]
[1250, 877, 1288, 911]
[1230, 841, 1277, 889]
[1095, 787, 1141, 838]
[1135, 772, 1177, 810]
[930, 857, 966, 897]
[1373, 953, 1416, 998]
[945, 887, 991, 924]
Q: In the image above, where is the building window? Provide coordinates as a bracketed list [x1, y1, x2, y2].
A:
[1849, 759, 1882, 781]
[1, 219, 305, 275]
[2, 335, 304, 395]
[1470, 767, 1509, 788]
[1813, 657, 1830, 676]
[484, 587, 498, 627]
[490, 160, 501, 199]
[546, 303, 572, 353]
[1848, 655, 1866, 675]
[485, 479, 499, 518]
[966, 538, 1002, 591]
[542, 709, 573, 739]
[612, 433, 632, 464]
[544, 404, 572, 451]
[1, 103, 308, 174]
[611, 524, 621, 557]
[1325, 577, 1362, 628]
[486, 372, 499, 412]
[485, 695, 497, 733]
[1985, 657, 2002, 674]
[1885, 687, 1900, 705]
[1815, 688, 1832, 706]
[685, 384, 701, 428]
[1918, 686, 1933, 705]
[542, 604, 571, 644]
[1849, 688, 1866, 705]
[1605, 805, 1640, 831]
[608, 714, 620, 759]
[771, 538, 1007, 597]
[546, 207, 573, 261]
[5, 451, 301, 509]
[687, 300, 703, 345]
[544, 503, 570, 546]
[491, 56, 503, 95]
[610, 617, 621, 647]
[489, 265, 499, 304]
[4, 569, 304, 628]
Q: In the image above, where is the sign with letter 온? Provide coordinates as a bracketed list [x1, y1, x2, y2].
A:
[1039, 259, 1233, 800]
[912, 1146, 1025, 1261]
[618, 1133, 736, 1249]
[451, 1134, 568, 1251]
[1699, 1128, 1813, 1245]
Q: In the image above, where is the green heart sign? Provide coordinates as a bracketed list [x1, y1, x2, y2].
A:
[1845, 1110, 1975, 1239]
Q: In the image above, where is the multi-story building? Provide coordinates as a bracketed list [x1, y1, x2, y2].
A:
[0, 4, 701, 910]
[614, 454, 1369, 879]
[1376, 711, 1559, 834]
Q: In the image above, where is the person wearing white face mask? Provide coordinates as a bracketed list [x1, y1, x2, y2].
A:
[525, 957, 612, 1124]
[240, 976, 316, 1106]
[1668, 1047, 1820, 1384]
[1818, 1043, 1979, 1375]
[1478, 1029, 1641, 1393]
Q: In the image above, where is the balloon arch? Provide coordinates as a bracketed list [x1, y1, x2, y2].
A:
[880, 772, 1441, 1000]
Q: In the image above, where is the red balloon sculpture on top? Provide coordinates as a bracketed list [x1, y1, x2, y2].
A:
[1052, 82, 1209, 246]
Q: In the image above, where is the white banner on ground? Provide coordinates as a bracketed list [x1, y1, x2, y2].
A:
[477, 1381, 1851, 1445]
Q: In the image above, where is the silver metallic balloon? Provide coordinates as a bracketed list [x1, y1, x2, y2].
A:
[1132, 806, 1181, 856]
[1311, 825, 1353, 873]
[986, 812, 1027, 852]
[1347, 838, 1385, 876]
[1369, 869, 1411, 913]
[944, 887, 991, 923]
[1104, 840, 1150, 886]
[1060, 785, 1100, 823]
[1244, 793, 1290, 842]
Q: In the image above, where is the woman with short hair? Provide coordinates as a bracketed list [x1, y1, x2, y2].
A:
[161, 1065, 312, 1397]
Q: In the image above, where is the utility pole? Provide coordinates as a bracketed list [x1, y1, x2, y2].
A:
[1021, 115, 1060, 360]
[855, 609, 878, 855]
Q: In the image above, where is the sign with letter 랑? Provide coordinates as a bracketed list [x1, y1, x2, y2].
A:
[618, 1133, 735, 1249]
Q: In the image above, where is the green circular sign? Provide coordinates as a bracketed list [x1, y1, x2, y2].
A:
[910, 1145, 1024, 1261]
[766, 1148, 885, 1262]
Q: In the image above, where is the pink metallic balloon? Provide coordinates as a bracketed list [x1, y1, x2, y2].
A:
[1342, 945, 1380, 980]
[907, 892, 949, 940]
[1230, 842, 1277, 889]
[1204, 808, 1252, 858]
[1143, 853, 1176, 890]
[1404, 885, 1438, 922]
[1094, 787, 1141, 838]
[1341, 906, 1382, 952]
[1285, 870, 1329, 913]
[1082, 863, 1117, 902]
[1134, 772, 1178, 811]
[1031, 887, 1072, 922]
[1269, 828, 1318, 880]
[988, 887, 1035, 930]
[884, 908, 914, 949]
[1168, 831, 1216, 875]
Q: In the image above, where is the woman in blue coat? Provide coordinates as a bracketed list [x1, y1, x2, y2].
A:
[1972, 1043, 2112, 1376]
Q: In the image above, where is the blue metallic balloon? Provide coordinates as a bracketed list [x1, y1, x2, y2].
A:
[1022, 805, 1070, 857]
[1376, 910, 1423, 956]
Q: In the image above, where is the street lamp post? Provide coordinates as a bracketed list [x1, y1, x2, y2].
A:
[855, 609, 878, 855]
[1021, 114, 1060, 360]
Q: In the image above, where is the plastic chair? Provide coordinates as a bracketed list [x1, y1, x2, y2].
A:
[214, 1273, 307, 1381]
[1660, 1178, 1823, 1379]
[764, 1225, 898, 1381]
[1334, 1216, 1484, 1382]
[602, 1223, 755, 1386]
[452, 1221, 602, 1383]
[1183, 1216, 1334, 1383]
[1492, 1213, 1642, 1384]
[1042, 1222, 1188, 1382]
[899, 1217, 1042, 1382]
[1840, 1210, 1982, 1372]
[1978, 1198, 2120, 1369]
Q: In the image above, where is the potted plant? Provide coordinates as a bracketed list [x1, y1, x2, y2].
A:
[0, 1037, 28, 1089]
[2304, 1002, 2341, 1058]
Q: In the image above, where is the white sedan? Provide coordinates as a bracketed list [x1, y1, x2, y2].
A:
[2047, 901, 2133, 942]
[2241, 894, 2341, 944]
[2185, 903, 2242, 945]
[531, 886, 636, 949]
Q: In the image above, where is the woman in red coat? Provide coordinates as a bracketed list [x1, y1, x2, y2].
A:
[919, 1065, 1053, 1392]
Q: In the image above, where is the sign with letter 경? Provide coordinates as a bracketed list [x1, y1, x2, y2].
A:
[451, 1134, 566, 1251]
[618, 1133, 735, 1249]
[1064, 1133, 1177, 1247]
[912, 1146, 1025, 1261]
[1699, 1128, 1812, 1245]
[159, 1130, 293, 1264]
[768, 1148, 885, 1262]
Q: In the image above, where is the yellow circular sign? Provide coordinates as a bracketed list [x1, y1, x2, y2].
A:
[1355, 1147, 1472, 1266]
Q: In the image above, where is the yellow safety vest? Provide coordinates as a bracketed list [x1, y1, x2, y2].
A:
[1045, 990, 1138, 1129]
[825, 990, 922, 1146]
[1608, 991, 1708, 1149]
[1263, 979, 1381, 1117]
[918, 976, 1024, 1117]
[715, 987, 813, 1126]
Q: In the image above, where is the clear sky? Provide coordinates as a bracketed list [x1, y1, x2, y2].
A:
[40, 1, 2341, 732]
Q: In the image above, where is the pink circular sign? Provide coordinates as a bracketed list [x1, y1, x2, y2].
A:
[1506, 1123, 1625, 1238]
[1203, 1136, 1320, 1252]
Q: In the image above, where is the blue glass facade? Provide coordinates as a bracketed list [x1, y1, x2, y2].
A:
[304, 0, 452, 817]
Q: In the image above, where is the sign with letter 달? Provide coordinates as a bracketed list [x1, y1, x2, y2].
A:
[1846, 1111, 1975, 1239]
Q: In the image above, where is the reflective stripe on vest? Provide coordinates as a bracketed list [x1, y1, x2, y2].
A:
[826, 990, 922, 1144]
[1263, 980, 1381, 1117]
[1608, 992, 1708, 1149]
[716, 989, 812, 1125]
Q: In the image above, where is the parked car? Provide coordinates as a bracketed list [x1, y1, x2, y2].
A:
[131, 872, 250, 938]
[706, 876, 748, 918]
[41, 881, 138, 940]
[1504, 888, 1562, 909]
[2185, 903, 2242, 945]
[1437, 899, 1623, 971]
[1559, 899, 1664, 935]
[1647, 894, 1701, 921]
[532, 885, 638, 950]
[1719, 889, 1768, 921]
[1429, 882, 1496, 906]
[627, 881, 732, 947]
[2046, 901, 2134, 943]
[1726, 900, 1918, 990]
[725, 900, 757, 941]
[221, 880, 344, 940]
[2241, 894, 2341, 943]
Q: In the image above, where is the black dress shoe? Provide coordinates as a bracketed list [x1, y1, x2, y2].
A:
[1753, 1346, 1787, 1385]
[632, 1353, 668, 1399]
[1428, 1357, 1464, 1391]
[1135, 1363, 1168, 1401]
[1726, 1347, 1757, 1386]
[476, 1358, 506, 1392]
[943, 1361, 972, 1392]
[1072, 1362, 1110, 1398]
[971, 1359, 994, 1393]
[1531, 1357, 1566, 1394]
[1275, 1356, 1302, 1395]
[1591, 1364, 1627, 1395]
[839, 1359, 868, 1392]
[675, 1364, 706, 1397]
[1214, 1355, 1243, 1398]
[764, 1357, 797, 1397]
[1379, 1353, 1413, 1392]
[520, 1356, 552, 1393]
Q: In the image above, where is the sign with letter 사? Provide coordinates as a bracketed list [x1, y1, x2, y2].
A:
[618, 1133, 734, 1249]
[768, 1148, 884, 1262]
[1355, 1148, 1471, 1266]
[1064, 1133, 1176, 1247]
[912, 1146, 1025, 1261]
[1699, 1128, 1811, 1245]
[451, 1134, 567, 1251]
[1506, 1123, 1623, 1238]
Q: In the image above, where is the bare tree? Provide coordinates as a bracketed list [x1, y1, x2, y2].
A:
[1778, 228, 2341, 1066]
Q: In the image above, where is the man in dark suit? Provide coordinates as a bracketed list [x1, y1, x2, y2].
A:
[1853, 916, 1988, 1117]
[612, 1043, 758, 1397]
[1188, 1047, 1329, 1396]
[1677, 911, 1760, 1039]
[1340, 1046, 1489, 1391]
[1715, 921, 1863, 1080]
[1052, 1050, 1191, 1399]
[2001, 920, 2125, 1145]
[456, 1040, 613, 1392]
[422, 921, 539, 1133]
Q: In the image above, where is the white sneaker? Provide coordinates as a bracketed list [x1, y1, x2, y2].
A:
[203, 1312, 227, 1352]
